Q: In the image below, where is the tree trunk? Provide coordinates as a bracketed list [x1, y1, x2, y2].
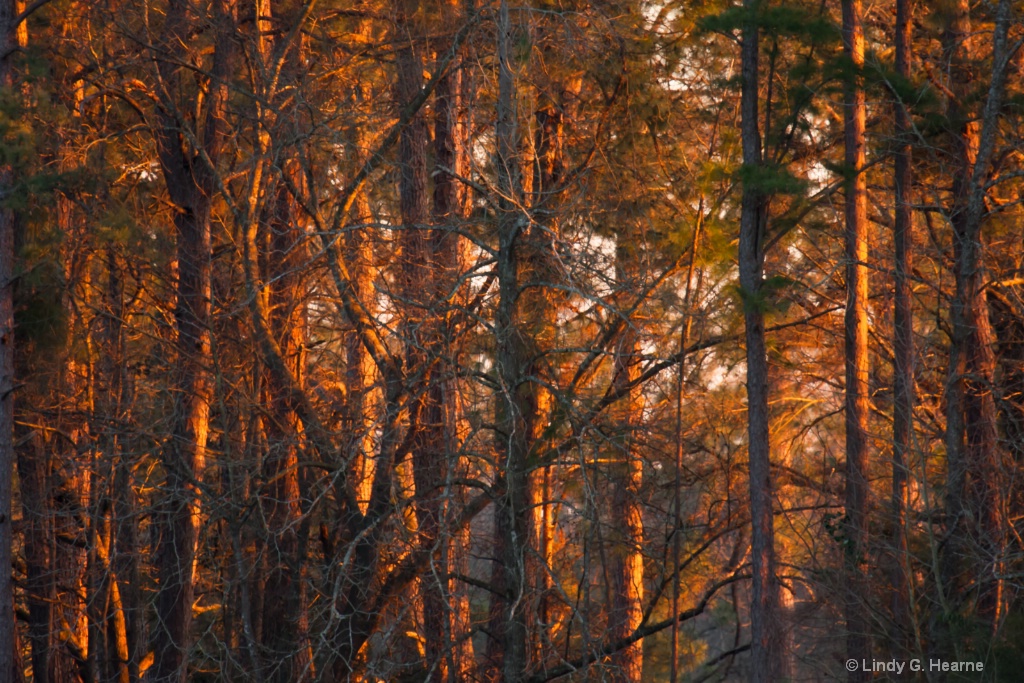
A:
[394, 6, 452, 679]
[345, 189, 378, 517]
[148, 2, 234, 679]
[842, 0, 871, 677]
[738, 5, 785, 680]
[672, 204, 703, 683]
[92, 250, 142, 683]
[608, 252, 643, 683]
[260, 171, 313, 682]
[890, 0, 914, 652]
[101, 246, 139, 683]
[524, 40, 579, 673]
[939, 0, 1013, 646]
[0, 0, 18, 676]
[430, 3, 474, 677]
[149, 165, 213, 683]
[527, 97, 560, 675]
[488, 3, 533, 680]
[16, 435, 50, 683]
[52, 174, 88, 683]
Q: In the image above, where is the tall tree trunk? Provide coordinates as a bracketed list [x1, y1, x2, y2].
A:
[250, 7, 311, 666]
[12, 29, 70, 676]
[86, 462, 111, 683]
[149, 2, 234, 679]
[939, 0, 1013, 646]
[149, 155, 213, 683]
[394, 5, 451, 678]
[672, 204, 703, 682]
[527, 93, 561, 672]
[334, 7, 379, 530]
[430, 3, 474, 677]
[18, 434, 86, 683]
[524, 45, 580, 673]
[87, 245, 143, 683]
[842, 0, 871, 677]
[345, 189, 377, 518]
[260, 170, 313, 682]
[93, 245, 132, 683]
[0, 0, 18, 676]
[608, 249, 644, 683]
[890, 0, 914, 652]
[488, 9, 578, 677]
[488, 3, 533, 679]
[338, 16, 380, 521]
[738, 4, 785, 680]
[102, 246, 139, 683]
[52, 204, 88, 683]
[110, 260, 144, 683]
[17, 433, 51, 683]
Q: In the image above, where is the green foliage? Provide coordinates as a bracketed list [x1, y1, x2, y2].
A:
[513, 25, 533, 66]
[872, 64, 937, 112]
[699, 2, 838, 45]
[992, 611, 1024, 681]
[734, 274, 799, 318]
[759, 5, 838, 44]
[698, 5, 753, 35]
[0, 88, 35, 175]
[1003, 91, 1024, 114]
[15, 256, 67, 353]
[737, 163, 808, 196]
[760, 273, 797, 306]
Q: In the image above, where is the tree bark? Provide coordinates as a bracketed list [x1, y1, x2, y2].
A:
[488, 3, 533, 680]
[890, 0, 914, 652]
[0, 0, 18, 677]
[103, 246, 142, 683]
[738, 4, 785, 680]
[429, 3, 474, 677]
[939, 0, 1013, 645]
[51, 215, 88, 683]
[260, 170, 313, 682]
[395, 5, 453, 678]
[608, 253, 644, 683]
[9, 13, 64, 674]
[842, 0, 871, 678]
[148, 1, 234, 680]
[16, 435, 50, 683]
[344, 187, 377, 519]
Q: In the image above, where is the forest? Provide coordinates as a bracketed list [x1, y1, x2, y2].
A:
[0, 0, 1022, 681]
